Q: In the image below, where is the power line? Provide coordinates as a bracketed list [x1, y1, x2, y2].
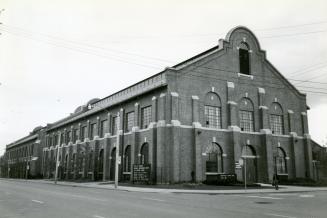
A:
[298, 90, 327, 95]
[261, 29, 327, 39]
[289, 62, 327, 77]
[1, 23, 326, 93]
[0, 27, 164, 70]
[255, 21, 327, 31]
[296, 85, 327, 91]
[0, 24, 174, 64]
[288, 79, 327, 85]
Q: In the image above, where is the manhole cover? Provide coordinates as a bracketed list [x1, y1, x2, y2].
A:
[255, 201, 273, 204]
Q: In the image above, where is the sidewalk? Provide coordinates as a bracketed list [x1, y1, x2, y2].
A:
[2, 178, 327, 194]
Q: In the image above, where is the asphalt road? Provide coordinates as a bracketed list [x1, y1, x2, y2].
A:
[0, 180, 326, 218]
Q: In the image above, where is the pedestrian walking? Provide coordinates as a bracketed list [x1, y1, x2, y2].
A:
[273, 173, 279, 190]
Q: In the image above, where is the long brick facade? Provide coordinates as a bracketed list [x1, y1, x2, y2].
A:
[1, 26, 326, 184]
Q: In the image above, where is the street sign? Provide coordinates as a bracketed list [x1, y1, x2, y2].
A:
[239, 158, 244, 166]
[133, 164, 151, 183]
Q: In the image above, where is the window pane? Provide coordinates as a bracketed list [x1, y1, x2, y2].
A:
[239, 110, 254, 132]
[112, 117, 117, 135]
[66, 131, 71, 143]
[100, 120, 108, 138]
[204, 105, 221, 129]
[90, 123, 96, 140]
[239, 48, 250, 74]
[141, 106, 152, 129]
[81, 126, 86, 141]
[125, 112, 134, 132]
[270, 114, 283, 135]
[73, 129, 78, 143]
[124, 146, 131, 172]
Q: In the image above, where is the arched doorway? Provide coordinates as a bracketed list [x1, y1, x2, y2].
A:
[72, 153, 76, 178]
[205, 143, 223, 184]
[276, 147, 287, 175]
[140, 143, 149, 164]
[64, 154, 68, 179]
[79, 152, 85, 179]
[241, 145, 257, 184]
[109, 148, 116, 181]
[123, 145, 131, 181]
[97, 149, 104, 181]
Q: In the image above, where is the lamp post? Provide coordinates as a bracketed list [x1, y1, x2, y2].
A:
[25, 160, 29, 180]
[88, 104, 121, 188]
[54, 132, 61, 184]
[114, 112, 121, 189]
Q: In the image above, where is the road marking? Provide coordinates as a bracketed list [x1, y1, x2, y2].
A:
[69, 194, 107, 202]
[142, 197, 166, 202]
[93, 215, 105, 218]
[31, 200, 44, 204]
[269, 193, 297, 196]
[264, 213, 297, 218]
[245, 195, 283, 200]
[299, 194, 314, 198]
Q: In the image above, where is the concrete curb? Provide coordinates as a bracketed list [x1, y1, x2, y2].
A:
[2, 178, 327, 195]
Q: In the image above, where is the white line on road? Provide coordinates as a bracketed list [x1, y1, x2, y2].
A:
[268, 193, 297, 196]
[142, 197, 166, 202]
[31, 200, 44, 204]
[299, 194, 314, 198]
[93, 215, 105, 218]
[264, 213, 297, 218]
[69, 194, 107, 202]
[245, 195, 283, 200]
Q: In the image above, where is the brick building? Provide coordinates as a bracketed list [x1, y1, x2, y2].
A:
[2, 26, 326, 184]
[3, 126, 46, 179]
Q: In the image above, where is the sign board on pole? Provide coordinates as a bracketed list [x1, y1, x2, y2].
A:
[239, 158, 244, 166]
[133, 164, 151, 184]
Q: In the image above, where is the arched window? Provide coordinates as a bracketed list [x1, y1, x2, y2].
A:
[204, 92, 222, 129]
[98, 149, 104, 175]
[269, 103, 284, 135]
[205, 143, 223, 174]
[124, 146, 131, 172]
[80, 152, 85, 173]
[64, 154, 68, 172]
[88, 151, 93, 172]
[110, 148, 116, 180]
[239, 42, 250, 75]
[239, 98, 254, 132]
[72, 153, 76, 173]
[140, 143, 149, 165]
[241, 145, 257, 183]
[241, 145, 256, 158]
[276, 148, 287, 174]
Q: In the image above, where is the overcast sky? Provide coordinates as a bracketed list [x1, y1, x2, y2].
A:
[1, 0, 327, 155]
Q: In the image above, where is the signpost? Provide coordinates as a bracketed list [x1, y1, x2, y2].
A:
[54, 132, 61, 184]
[114, 112, 120, 189]
[133, 164, 151, 184]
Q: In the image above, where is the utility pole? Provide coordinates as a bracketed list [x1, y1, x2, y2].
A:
[114, 111, 120, 189]
[244, 156, 247, 190]
[54, 132, 61, 184]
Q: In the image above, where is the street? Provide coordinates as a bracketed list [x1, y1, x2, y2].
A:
[0, 180, 326, 218]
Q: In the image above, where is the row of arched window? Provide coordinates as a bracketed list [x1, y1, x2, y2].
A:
[56, 143, 150, 181]
[204, 92, 285, 135]
[205, 143, 287, 176]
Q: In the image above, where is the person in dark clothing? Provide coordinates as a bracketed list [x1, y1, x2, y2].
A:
[273, 173, 279, 190]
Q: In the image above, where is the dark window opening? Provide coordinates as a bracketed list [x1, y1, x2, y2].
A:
[239, 48, 250, 75]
